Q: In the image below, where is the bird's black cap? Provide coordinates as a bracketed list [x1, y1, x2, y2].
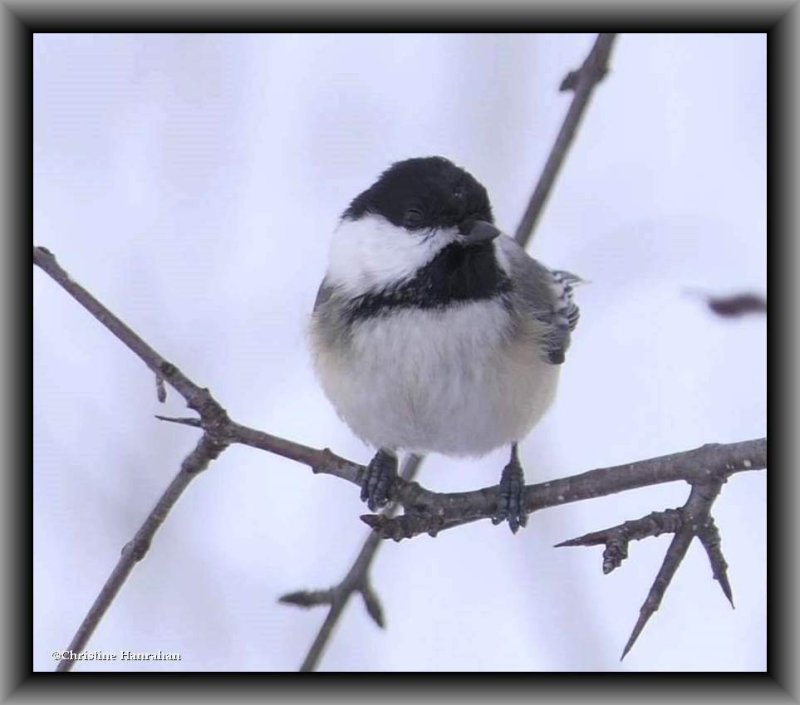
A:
[343, 156, 494, 232]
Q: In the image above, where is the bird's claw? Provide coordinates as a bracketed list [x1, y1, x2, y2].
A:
[492, 450, 528, 533]
[361, 449, 398, 511]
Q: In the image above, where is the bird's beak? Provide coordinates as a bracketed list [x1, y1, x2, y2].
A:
[459, 219, 502, 246]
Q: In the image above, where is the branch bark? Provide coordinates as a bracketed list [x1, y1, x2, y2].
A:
[279, 455, 424, 672]
[557, 473, 738, 658]
[359, 438, 765, 540]
[514, 33, 617, 246]
[53, 433, 227, 671]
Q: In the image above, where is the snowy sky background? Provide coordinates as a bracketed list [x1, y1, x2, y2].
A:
[33, 33, 766, 672]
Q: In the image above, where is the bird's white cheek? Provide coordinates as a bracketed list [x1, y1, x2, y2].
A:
[326, 214, 453, 294]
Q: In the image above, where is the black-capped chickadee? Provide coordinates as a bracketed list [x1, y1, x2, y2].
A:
[309, 157, 580, 533]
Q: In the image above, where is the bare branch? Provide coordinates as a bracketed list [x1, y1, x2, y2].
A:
[625, 479, 730, 658]
[557, 472, 738, 659]
[363, 439, 765, 541]
[555, 508, 684, 574]
[37, 241, 765, 666]
[34, 246, 226, 423]
[54, 433, 227, 671]
[514, 33, 617, 246]
[278, 455, 423, 672]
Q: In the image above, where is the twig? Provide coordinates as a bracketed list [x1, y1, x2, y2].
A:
[35, 246, 235, 672]
[54, 433, 227, 671]
[556, 474, 737, 659]
[514, 33, 617, 246]
[34, 246, 359, 482]
[620, 475, 733, 660]
[33, 246, 226, 424]
[280, 455, 423, 672]
[555, 508, 684, 574]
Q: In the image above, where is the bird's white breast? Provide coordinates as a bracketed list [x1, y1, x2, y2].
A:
[310, 299, 559, 456]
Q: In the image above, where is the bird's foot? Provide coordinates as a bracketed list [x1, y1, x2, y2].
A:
[361, 448, 398, 511]
[492, 445, 528, 533]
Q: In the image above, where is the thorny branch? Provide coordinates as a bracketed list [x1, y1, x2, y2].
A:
[36, 243, 766, 667]
[35, 32, 765, 670]
[556, 474, 738, 658]
[359, 439, 764, 541]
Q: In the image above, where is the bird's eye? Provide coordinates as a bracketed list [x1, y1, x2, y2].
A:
[403, 207, 425, 228]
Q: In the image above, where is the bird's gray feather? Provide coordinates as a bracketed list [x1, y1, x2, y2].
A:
[499, 238, 581, 365]
[313, 281, 334, 311]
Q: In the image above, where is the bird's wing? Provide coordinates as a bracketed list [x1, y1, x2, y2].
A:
[313, 280, 335, 311]
[499, 237, 582, 365]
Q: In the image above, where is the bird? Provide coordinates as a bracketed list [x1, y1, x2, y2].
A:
[308, 156, 580, 532]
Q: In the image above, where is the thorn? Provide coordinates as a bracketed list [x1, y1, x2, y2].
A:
[278, 589, 334, 608]
[621, 606, 651, 661]
[553, 540, 569, 548]
[715, 569, 735, 609]
[360, 584, 386, 629]
[559, 70, 580, 92]
[154, 414, 202, 427]
[621, 527, 694, 659]
[697, 518, 735, 608]
[554, 528, 607, 548]
[155, 373, 167, 403]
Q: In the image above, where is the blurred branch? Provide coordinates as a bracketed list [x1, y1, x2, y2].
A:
[53, 434, 226, 672]
[280, 455, 423, 672]
[685, 289, 767, 318]
[514, 33, 617, 246]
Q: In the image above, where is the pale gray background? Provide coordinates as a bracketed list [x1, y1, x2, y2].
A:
[34, 33, 766, 671]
